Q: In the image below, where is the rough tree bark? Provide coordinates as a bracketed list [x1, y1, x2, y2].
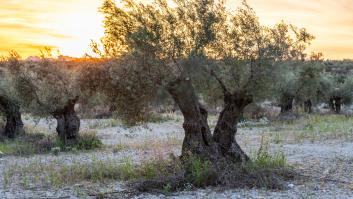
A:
[329, 97, 342, 114]
[304, 100, 312, 114]
[167, 79, 221, 161]
[167, 78, 251, 163]
[53, 97, 80, 143]
[0, 96, 24, 138]
[213, 92, 251, 162]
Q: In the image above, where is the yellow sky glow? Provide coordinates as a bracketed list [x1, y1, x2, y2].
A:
[0, 0, 352, 59]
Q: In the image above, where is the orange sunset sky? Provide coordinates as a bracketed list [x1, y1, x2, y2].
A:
[0, 0, 352, 59]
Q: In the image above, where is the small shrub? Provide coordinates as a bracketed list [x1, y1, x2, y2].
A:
[51, 147, 60, 156]
[52, 139, 66, 151]
[119, 157, 136, 180]
[251, 150, 287, 170]
[36, 137, 54, 153]
[185, 157, 215, 187]
[271, 132, 282, 144]
[250, 135, 287, 170]
[0, 133, 54, 156]
[0, 129, 103, 157]
[13, 143, 37, 156]
[76, 130, 102, 150]
[0, 141, 15, 155]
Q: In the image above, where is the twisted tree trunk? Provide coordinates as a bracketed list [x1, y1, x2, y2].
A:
[53, 98, 80, 144]
[167, 79, 250, 163]
[167, 79, 221, 161]
[0, 96, 24, 138]
[213, 93, 251, 162]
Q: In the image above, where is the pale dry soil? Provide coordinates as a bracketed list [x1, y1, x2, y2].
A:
[0, 117, 352, 199]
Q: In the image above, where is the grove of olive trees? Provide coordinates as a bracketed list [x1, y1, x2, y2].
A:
[8, 57, 81, 143]
[1, 1, 353, 197]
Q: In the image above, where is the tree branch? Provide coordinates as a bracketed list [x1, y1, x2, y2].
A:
[209, 69, 230, 96]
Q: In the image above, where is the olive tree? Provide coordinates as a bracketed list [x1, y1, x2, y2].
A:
[275, 59, 326, 115]
[11, 58, 80, 143]
[274, 66, 298, 114]
[321, 75, 353, 114]
[0, 53, 25, 138]
[95, 0, 313, 163]
[295, 61, 325, 113]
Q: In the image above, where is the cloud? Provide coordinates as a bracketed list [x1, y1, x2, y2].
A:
[0, 0, 104, 57]
[0, 0, 352, 59]
[0, 23, 73, 39]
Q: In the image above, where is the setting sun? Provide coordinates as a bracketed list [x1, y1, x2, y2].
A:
[0, 0, 104, 57]
[0, 0, 352, 59]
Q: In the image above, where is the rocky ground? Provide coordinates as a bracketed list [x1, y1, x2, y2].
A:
[0, 116, 352, 199]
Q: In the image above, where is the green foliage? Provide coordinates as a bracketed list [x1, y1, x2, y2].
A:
[321, 74, 353, 105]
[94, 0, 314, 124]
[269, 114, 353, 143]
[0, 134, 48, 156]
[76, 130, 103, 150]
[274, 61, 325, 105]
[296, 61, 325, 103]
[246, 137, 288, 170]
[53, 130, 102, 151]
[251, 150, 287, 170]
[185, 157, 214, 187]
[301, 114, 353, 141]
[0, 129, 102, 157]
[6, 58, 81, 118]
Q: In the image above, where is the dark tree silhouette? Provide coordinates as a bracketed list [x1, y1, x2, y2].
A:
[10, 58, 81, 143]
[0, 53, 25, 138]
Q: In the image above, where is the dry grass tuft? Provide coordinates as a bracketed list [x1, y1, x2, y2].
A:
[112, 135, 183, 153]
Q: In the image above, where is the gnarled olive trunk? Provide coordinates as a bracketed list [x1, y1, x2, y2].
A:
[0, 96, 24, 138]
[167, 79, 221, 161]
[167, 79, 250, 163]
[53, 99, 80, 143]
[304, 100, 312, 114]
[213, 93, 251, 162]
[329, 97, 342, 114]
[279, 94, 293, 113]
